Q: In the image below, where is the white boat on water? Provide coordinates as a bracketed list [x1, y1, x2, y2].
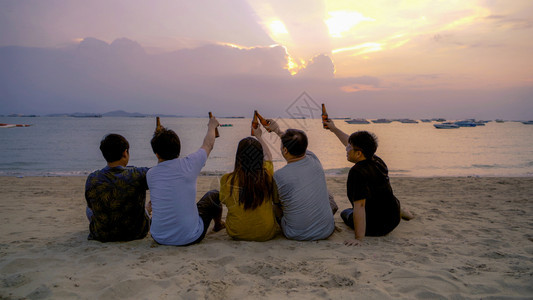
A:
[522, 120, 533, 125]
[345, 118, 370, 124]
[434, 122, 459, 129]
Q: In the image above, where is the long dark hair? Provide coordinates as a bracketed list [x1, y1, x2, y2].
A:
[229, 137, 274, 210]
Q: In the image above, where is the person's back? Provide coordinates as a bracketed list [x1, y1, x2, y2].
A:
[348, 155, 400, 236]
[220, 161, 279, 241]
[219, 134, 279, 242]
[324, 122, 411, 246]
[219, 133, 279, 242]
[274, 147, 335, 241]
[147, 149, 207, 245]
[147, 118, 223, 246]
[85, 134, 150, 242]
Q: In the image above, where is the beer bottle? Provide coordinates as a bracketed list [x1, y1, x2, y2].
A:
[255, 111, 272, 132]
[251, 110, 259, 135]
[155, 116, 163, 133]
[321, 103, 329, 129]
[208, 112, 220, 138]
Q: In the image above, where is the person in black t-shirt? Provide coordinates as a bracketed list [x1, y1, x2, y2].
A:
[324, 120, 413, 246]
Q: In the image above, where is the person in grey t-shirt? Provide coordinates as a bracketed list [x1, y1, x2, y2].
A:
[264, 120, 337, 241]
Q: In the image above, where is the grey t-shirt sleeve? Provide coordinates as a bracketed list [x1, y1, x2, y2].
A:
[305, 150, 322, 168]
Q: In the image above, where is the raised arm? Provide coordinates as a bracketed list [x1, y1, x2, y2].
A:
[252, 125, 272, 161]
[265, 119, 283, 138]
[324, 119, 349, 147]
[201, 117, 219, 157]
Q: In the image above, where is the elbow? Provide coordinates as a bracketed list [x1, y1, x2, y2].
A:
[353, 199, 366, 209]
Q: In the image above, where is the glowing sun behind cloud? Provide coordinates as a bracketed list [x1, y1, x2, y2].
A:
[326, 11, 375, 38]
[268, 20, 289, 36]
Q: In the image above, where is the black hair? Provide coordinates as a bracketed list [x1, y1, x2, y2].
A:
[100, 134, 129, 163]
[348, 131, 378, 159]
[228, 137, 273, 210]
[281, 129, 308, 157]
[151, 128, 181, 160]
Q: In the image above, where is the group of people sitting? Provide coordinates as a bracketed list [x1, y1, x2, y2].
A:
[85, 116, 412, 246]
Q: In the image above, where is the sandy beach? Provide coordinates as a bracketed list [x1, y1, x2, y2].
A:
[1, 176, 532, 299]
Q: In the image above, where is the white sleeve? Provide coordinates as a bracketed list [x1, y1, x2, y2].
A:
[184, 148, 208, 174]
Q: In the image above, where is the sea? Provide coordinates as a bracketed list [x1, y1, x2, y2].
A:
[1, 116, 532, 177]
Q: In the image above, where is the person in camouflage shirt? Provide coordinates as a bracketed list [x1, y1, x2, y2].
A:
[85, 134, 150, 242]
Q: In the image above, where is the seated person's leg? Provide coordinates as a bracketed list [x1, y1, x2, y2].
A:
[86, 206, 93, 222]
[185, 190, 224, 246]
[340, 208, 354, 229]
[328, 191, 338, 215]
[197, 189, 225, 233]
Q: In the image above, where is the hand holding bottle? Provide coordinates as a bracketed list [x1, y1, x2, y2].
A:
[251, 110, 259, 135]
[208, 112, 220, 138]
[155, 116, 164, 133]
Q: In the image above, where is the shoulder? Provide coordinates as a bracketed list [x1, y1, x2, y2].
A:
[220, 173, 232, 184]
[264, 161, 274, 175]
[194, 148, 208, 159]
[348, 164, 364, 180]
[274, 164, 288, 179]
[372, 155, 389, 169]
[86, 169, 99, 180]
[305, 150, 319, 161]
[183, 148, 208, 164]
[124, 166, 149, 177]
[130, 166, 149, 176]
[86, 169, 102, 186]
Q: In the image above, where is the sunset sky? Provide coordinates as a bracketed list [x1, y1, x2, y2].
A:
[1, 0, 532, 119]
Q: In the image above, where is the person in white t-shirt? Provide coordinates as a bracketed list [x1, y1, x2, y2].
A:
[147, 117, 225, 246]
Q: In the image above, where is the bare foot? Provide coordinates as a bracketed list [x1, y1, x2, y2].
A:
[401, 208, 414, 221]
[213, 221, 226, 232]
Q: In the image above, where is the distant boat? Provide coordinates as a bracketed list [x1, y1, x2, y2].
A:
[522, 120, 533, 125]
[454, 120, 477, 127]
[371, 119, 392, 123]
[397, 119, 419, 124]
[434, 122, 459, 129]
[0, 123, 32, 128]
[345, 118, 370, 124]
[219, 124, 233, 127]
[495, 119, 505, 123]
[432, 118, 447, 122]
[420, 119, 432, 123]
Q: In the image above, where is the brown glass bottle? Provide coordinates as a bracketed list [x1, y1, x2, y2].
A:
[255, 111, 271, 132]
[155, 116, 163, 133]
[208, 112, 220, 138]
[251, 110, 259, 135]
[321, 103, 329, 129]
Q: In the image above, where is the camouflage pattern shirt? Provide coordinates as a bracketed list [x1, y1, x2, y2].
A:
[85, 166, 150, 242]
